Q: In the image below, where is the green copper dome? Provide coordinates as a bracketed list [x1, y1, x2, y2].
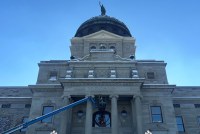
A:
[75, 15, 132, 37]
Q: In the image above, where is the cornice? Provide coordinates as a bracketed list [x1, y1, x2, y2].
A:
[29, 84, 63, 93]
[59, 78, 145, 84]
[142, 84, 176, 89]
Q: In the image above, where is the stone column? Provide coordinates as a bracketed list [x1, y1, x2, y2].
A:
[110, 95, 119, 134]
[60, 95, 71, 134]
[134, 95, 143, 134]
[85, 95, 93, 134]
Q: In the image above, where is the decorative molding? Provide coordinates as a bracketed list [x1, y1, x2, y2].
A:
[109, 95, 119, 99]
[147, 123, 169, 131]
[62, 82, 141, 87]
[44, 100, 54, 106]
[83, 30, 123, 39]
[35, 123, 55, 131]
[85, 94, 95, 98]
[133, 94, 143, 100]
[142, 84, 176, 89]
[61, 95, 71, 99]
[29, 84, 63, 93]
[115, 55, 133, 61]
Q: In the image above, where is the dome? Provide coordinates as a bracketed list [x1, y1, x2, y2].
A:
[75, 15, 132, 37]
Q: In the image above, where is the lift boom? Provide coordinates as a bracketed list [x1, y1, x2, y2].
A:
[2, 96, 95, 134]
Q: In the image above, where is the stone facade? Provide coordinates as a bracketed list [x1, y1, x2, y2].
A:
[0, 15, 200, 134]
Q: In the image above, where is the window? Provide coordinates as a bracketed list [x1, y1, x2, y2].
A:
[176, 116, 185, 132]
[100, 46, 106, 49]
[92, 111, 111, 127]
[90, 46, 96, 50]
[173, 104, 180, 108]
[25, 104, 31, 108]
[198, 116, 200, 126]
[49, 71, 57, 81]
[21, 117, 28, 131]
[2, 104, 11, 108]
[194, 104, 200, 108]
[147, 72, 155, 79]
[110, 46, 115, 50]
[110, 46, 116, 53]
[151, 106, 163, 123]
[100, 43, 106, 49]
[42, 106, 54, 123]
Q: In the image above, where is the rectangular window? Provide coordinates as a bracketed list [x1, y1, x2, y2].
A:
[173, 104, 180, 108]
[21, 117, 29, 131]
[2, 104, 11, 108]
[176, 116, 185, 132]
[25, 104, 31, 108]
[147, 72, 155, 79]
[198, 116, 200, 126]
[49, 71, 57, 81]
[42, 106, 54, 123]
[194, 104, 200, 108]
[151, 106, 163, 123]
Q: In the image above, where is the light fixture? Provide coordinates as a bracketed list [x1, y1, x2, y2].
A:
[50, 130, 57, 134]
[97, 96, 106, 111]
[145, 130, 152, 134]
[121, 110, 127, 117]
[77, 110, 84, 118]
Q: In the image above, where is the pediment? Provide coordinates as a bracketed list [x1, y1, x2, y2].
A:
[83, 30, 123, 39]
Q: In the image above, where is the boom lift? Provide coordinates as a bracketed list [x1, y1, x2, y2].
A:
[2, 96, 95, 134]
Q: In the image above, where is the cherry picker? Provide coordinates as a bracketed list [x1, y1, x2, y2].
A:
[2, 96, 95, 134]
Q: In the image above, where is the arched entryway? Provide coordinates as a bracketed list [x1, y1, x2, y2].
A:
[92, 111, 111, 127]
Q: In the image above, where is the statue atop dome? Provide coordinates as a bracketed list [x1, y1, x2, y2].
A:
[99, 1, 106, 16]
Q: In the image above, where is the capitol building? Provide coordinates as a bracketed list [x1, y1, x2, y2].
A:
[0, 7, 200, 134]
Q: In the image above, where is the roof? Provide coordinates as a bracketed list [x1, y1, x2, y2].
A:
[75, 15, 132, 37]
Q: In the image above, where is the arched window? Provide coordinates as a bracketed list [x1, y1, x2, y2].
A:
[100, 45, 106, 49]
[90, 46, 96, 50]
[92, 111, 111, 127]
[110, 46, 115, 49]
[110, 46, 116, 54]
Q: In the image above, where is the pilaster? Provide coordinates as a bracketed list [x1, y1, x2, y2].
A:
[60, 95, 71, 134]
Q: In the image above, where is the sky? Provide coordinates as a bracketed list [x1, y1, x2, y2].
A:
[0, 0, 200, 86]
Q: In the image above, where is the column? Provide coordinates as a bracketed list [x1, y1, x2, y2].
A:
[134, 95, 143, 134]
[85, 95, 93, 134]
[60, 95, 71, 134]
[110, 95, 119, 134]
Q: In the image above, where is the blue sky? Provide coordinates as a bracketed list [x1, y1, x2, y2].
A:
[0, 0, 200, 86]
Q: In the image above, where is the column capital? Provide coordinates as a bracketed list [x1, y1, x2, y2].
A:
[61, 95, 71, 103]
[109, 95, 119, 99]
[133, 94, 143, 100]
[85, 94, 95, 98]
[61, 95, 71, 99]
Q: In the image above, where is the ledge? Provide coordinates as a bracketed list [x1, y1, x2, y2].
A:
[59, 78, 145, 83]
[29, 84, 63, 93]
[142, 84, 176, 89]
